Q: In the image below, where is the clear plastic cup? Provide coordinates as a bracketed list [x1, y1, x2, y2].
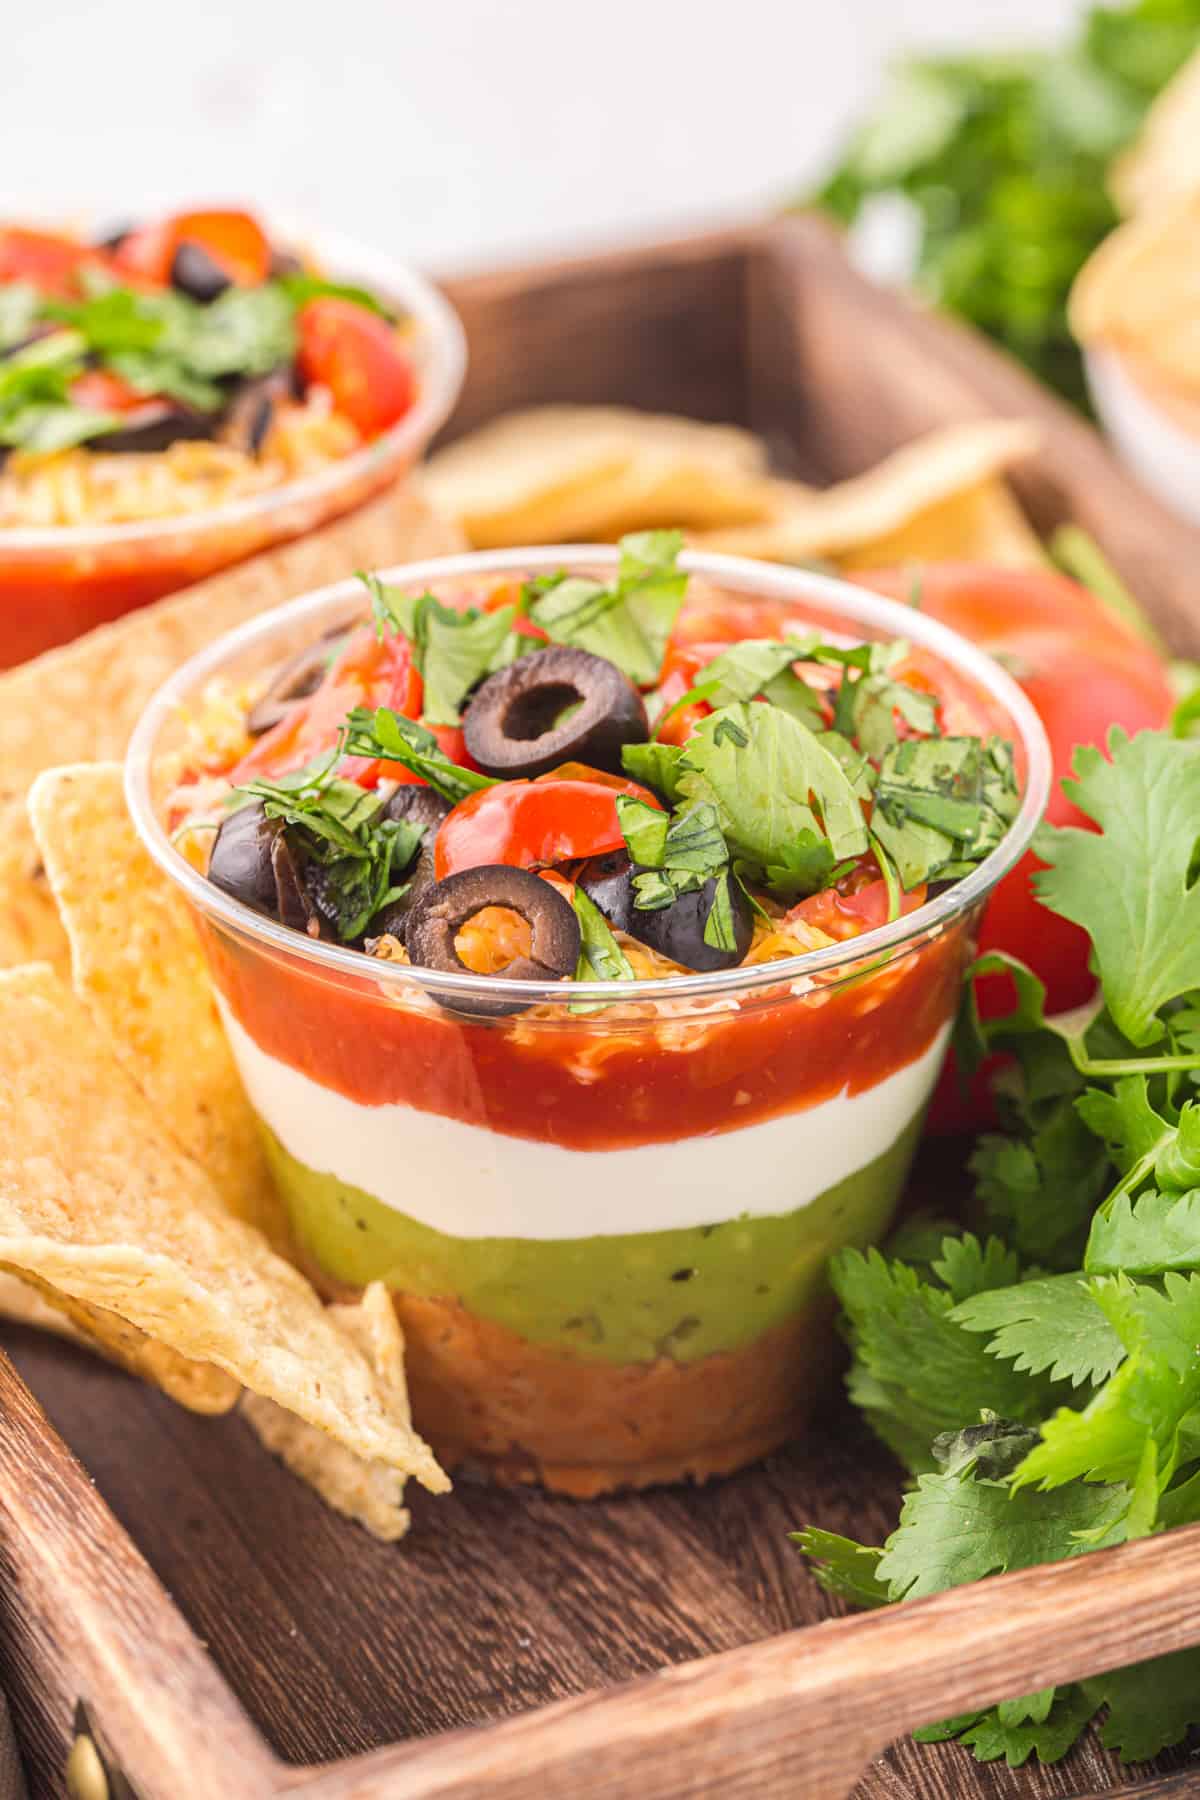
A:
[0, 221, 466, 667]
[127, 548, 1051, 1495]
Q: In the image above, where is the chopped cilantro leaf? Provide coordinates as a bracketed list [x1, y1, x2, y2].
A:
[529, 530, 686, 686]
[340, 706, 496, 805]
[619, 739, 685, 803]
[570, 885, 634, 1013]
[787, 1529, 889, 1608]
[953, 1275, 1125, 1388]
[675, 700, 868, 898]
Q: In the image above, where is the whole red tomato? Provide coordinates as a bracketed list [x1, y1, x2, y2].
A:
[861, 564, 1174, 1129]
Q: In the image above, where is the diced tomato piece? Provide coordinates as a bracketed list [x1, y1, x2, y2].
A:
[230, 627, 422, 787]
[0, 227, 108, 298]
[69, 370, 151, 413]
[435, 776, 661, 879]
[789, 877, 926, 942]
[114, 209, 271, 287]
[295, 298, 416, 438]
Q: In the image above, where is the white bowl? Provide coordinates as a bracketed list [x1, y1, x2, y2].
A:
[1085, 346, 1200, 527]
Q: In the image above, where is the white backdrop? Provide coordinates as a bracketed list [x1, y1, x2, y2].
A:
[9, 0, 1081, 274]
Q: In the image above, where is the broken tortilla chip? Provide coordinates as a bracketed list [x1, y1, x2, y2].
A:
[421, 405, 775, 546]
[241, 1283, 416, 1540]
[838, 476, 1047, 572]
[0, 1264, 239, 1411]
[693, 419, 1040, 562]
[0, 795, 66, 971]
[0, 963, 447, 1492]
[27, 764, 281, 1243]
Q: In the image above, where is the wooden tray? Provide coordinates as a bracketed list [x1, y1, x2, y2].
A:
[5, 217, 1200, 1800]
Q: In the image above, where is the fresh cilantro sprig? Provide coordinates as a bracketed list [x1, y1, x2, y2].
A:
[793, 727, 1200, 1768]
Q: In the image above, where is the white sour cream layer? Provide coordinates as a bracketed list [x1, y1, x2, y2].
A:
[219, 1003, 950, 1242]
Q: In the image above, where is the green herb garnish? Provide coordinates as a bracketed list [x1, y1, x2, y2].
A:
[230, 767, 422, 942]
[340, 706, 496, 805]
[792, 726, 1200, 1768]
[528, 530, 687, 687]
[362, 573, 524, 724]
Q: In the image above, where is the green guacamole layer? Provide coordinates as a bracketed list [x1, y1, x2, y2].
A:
[265, 1117, 921, 1367]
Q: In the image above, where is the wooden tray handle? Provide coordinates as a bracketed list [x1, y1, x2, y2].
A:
[287, 1522, 1200, 1799]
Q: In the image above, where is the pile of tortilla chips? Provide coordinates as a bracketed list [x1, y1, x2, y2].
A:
[0, 487, 463, 1540]
[421, 404, 1045, 569]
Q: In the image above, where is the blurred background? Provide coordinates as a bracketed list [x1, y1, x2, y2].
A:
[8, 0, 1083, 272]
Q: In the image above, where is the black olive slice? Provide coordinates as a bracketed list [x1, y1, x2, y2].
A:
[366, 785, 453, 943]
[221, 366, 296, 456]
[170, 239, 232, 303]
[245, 626, 349, 737]
[631, 876, 754, 973]
[208, 800, 283, 915]
[99, 403, 213, 454]
[576, 849, 635, 934]
[405, 865, 581, 1016]
[579, 850, 752, 973]
[462, 646, 648, 778]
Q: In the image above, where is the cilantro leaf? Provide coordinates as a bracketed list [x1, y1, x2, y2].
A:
[529, 530, 686, 686]
[0, 282, 38, 349]
[1014, 1272, 1200, 1495]
[1086, 1188, 1200, 1276]
[340, 707, 496, 805]
[930, 1233, 1020, 1302]
[872, 735, 1019, 889]
[948, 1688, 1097, 1767]
[1075, 1075, 1173, 1174]
[787, 1529, 889, 1608]
[832, 640, 939, 757]
[619, 739, 685, 803]
[570, 885, 634, 1013]
[1034, 730, 1200, 1045]
[361, 574, 524, 725]
[953, 1274, 1125, 1388]
[669, 639, 824, 728]
[1083, 1648, 1200, 1762]
[831, 1247, 1058, 1474]
[676, 700, 868, 898]
[875, 1465, 1127, 1600]
[231, 775, 422, 943]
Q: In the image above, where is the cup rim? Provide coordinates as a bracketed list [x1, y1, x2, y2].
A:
[125, 545, 1054, 1009]
[0, 217, 467, 553]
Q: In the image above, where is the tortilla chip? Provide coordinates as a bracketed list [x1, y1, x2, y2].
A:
[838, 476, 1047, 572]
[421, 405, 775, 546]
[0, 1264, 240, 1411]
[27, 763, 280, 1241]
[0, 796, 66, 971]
[241, 1284, 415, 1540]
[0, 963, 447, 1491]
[693, 420, 1041, 562]
[1071, 188, 1200, 402]
[1110, 49, 1200, 216]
